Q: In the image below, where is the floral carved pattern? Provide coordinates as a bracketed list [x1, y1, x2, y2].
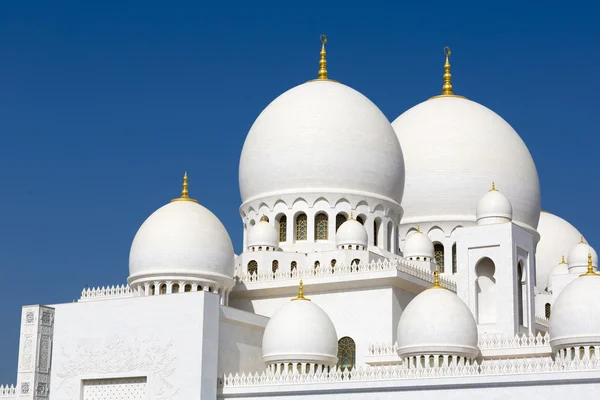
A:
[55, 336, 177, 400]
[20, 335, 33, 372]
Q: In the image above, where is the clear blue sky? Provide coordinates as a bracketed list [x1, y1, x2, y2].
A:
[0, 1, 598, 382]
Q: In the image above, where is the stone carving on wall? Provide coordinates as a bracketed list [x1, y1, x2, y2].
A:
[38, 335, 51, 374]
[19, 335, 34, 372]
[55, 336, 177, 400]
[25, 311, 35, 324]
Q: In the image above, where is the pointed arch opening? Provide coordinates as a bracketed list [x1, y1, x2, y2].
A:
[315, 213, 328, 240]
[248, 260, 258, 275]
[337, 337, 356, 371]
[475, 257, 496, 324]
[452, 243, 457, 274]
[336, 213, 348, 232]
[277, 214, 287, 242]
[434, 243, 445, 273]
[295, 213, 307, 241]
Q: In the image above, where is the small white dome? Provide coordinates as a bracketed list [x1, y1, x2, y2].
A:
[547, 256, 569, 293]
[239, 79, 405, 205]
[550, 270, 600, 351]
[397, 285, 478, 359]
[336, 217, 368, 249]
[403, 230, 434, 259]
[128, 191, 234, 285]
[567, 242, 598, 274]
[392, 96, 540, 234]
[476, 184, 513, 225]
[536, 212, 585, 291]
[247, 216, 279, 250]
[262, 283, 338, 367]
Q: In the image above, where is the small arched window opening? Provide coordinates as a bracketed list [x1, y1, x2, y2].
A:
[149, 284, 155, 296]
[278, 215, 287, 242]
[248, 260, 258, 275]
[272, 260, 279, 274]
[159, 284, 167, 295]
[337, 337, 356, 371]
[331, 259, 336, 273]
[356, 215, 365, 225]
[373, 219, 381, 247]
[291, 261, 297, 271]
[184, 284, 192, 292]
[545, 303, 551, 319]
[296, 213, 307, 241]
[314, 261, 320, 275]
[475, 257, 496, 324]
[434, 243, 445, 273]
[172, 283, 180, 294]
[351, 258, 360, 270]
[387, 221, 394, 252]
[517, 262, 526, 327]
[452, 243, 457, 274]
[336, 213, 347, 232]
[315, 213, 328, 240]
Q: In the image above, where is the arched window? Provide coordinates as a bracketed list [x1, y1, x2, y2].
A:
[517, 262, 526, 327]
[149, 284, 155, 295]
[351, 259, 360, 270]
[278, 215, 287, 242]
[291, 261, 297, 271]
[314, 261, 320, 275]
[434, 243, 445, 273]
[475, 257, 496, 324]
[452, 243, 457, 274]
[184, 284, 192, 292]
[336, 213, 347, 232]
[296, 213, 307, 241]
[172, 283, 180, 293]
[272, 260, 279, 274]
[159, 284, 167, 295]
[331, 259, 336, 273]
[315, 213, 328, 240]
[545, 303, 551, 319]
[248, 260, 258, 275]
[356, 215, 365, 225]
[337, 337, 356, 371]
[373, 219, 381, 247]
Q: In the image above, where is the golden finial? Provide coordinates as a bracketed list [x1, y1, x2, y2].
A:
[349, 212, 354, 220]
[317, 34, 328, 80]
[429, 266, 444, 289]
[260, 215, 269, 223]
[580, 251, 598, 277]
[490, 181, 497, 192]
[417, 225, 421, 233]
[580, 236, 586, 244]
[430, 46, 466, 100]
[560, 255, 566, 264]
[292, 280, 311, 301]
[170, 172, 199, 203]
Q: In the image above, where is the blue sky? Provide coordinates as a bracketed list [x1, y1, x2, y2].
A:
[0, 1, 598, 382]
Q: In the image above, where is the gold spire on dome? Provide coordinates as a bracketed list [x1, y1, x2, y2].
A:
[349, 212, 354, 220]
[560, 255, 566, 264]
[170, 172, 199, 203]
[490, 181, 497, 192]
[430, 46, 466, 100]
[417, 225, 421, 233]
[292, 280, 311, 301]
[580, 236, 586, 244]
[429, 266, 444, 289]
[580, 251, 598, 277]
[308, 35, 337, 83]
[260, 215, 269, 223]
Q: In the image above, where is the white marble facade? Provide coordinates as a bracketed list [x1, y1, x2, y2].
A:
[1, 39, 600, 399]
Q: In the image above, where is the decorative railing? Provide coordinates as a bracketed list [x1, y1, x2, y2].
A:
[368, 342, 399, 357]
[535, 315, 550, 328]
[478, 333, 550, 350]
[220, 357, 600, 388]
[79, 284, 133, 301]
[236, 259, 456, 292]
[0, 385, 16, 397]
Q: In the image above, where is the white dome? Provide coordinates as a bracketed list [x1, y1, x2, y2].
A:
[239, 80, 405, 205]
[397, 286, 478, 359]
[391, 97, 540, 234]
[128, 200, 235, 283]
[247, 216, 279, 250]
[547, 256, 569, 293]
[403, 231, 434, 259]
[536, 212, 585, 290]
[336, 218, 368, 248]
[550, 272, 600, 351]
[567, 242, 598, 273]
[476, 185, 512, 225]
[262, 284, 338, 366]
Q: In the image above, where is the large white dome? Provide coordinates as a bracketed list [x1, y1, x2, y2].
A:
[128, 199, 235, 283]
[550, 271, 600, 351]
[262, 283, 338, 367]
[391, 96, 540, 234]
[536, 212, 585, 290]
[397, 285, 478, 359]
[239, 80, 405, 205]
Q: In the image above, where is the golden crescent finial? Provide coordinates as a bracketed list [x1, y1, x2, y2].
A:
[171, 172, 199, 203]
[430, 46, 466, 100]
[320, 34, 328, 45]
[317, 34, 329, 80]
[292, 280, 311, 301]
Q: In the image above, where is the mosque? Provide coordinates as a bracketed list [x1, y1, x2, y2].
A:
[1, 36, 600, 399]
